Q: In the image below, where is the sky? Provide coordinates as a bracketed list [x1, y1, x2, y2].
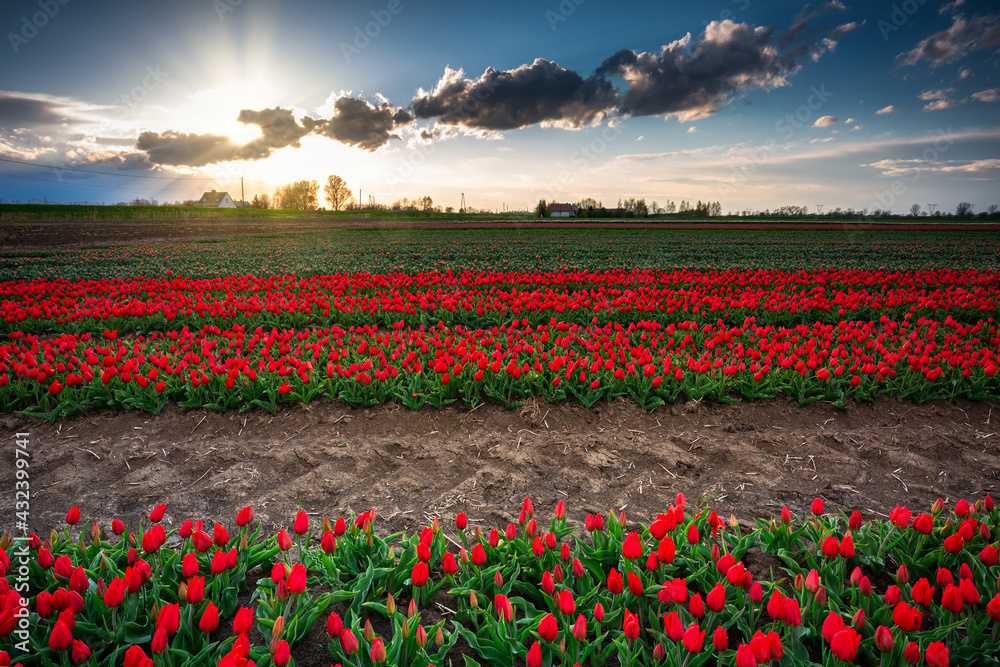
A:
[0, 0, 998, 214]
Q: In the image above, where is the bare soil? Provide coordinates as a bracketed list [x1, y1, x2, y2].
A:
[3, 397, 998, 539]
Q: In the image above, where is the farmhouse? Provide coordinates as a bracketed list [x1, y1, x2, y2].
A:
[194, 190, 237, 208]
[549, 203, 578, 218]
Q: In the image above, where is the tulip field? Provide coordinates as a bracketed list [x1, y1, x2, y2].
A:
[1, 224, 1000, 665]
[3, 496, 1000, 666]
[2, 228, 1000, 420]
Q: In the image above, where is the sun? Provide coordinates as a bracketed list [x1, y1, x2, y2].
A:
[172, 80, 287, 143]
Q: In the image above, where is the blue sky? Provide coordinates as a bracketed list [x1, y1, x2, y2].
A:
[1, 0, 998, 214]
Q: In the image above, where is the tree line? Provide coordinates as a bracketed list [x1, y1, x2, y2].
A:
[535, 198, 723, 218]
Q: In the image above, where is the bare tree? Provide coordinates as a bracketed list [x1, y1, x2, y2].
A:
[955, 202, 974, 218]
[909, 203, 921, 217]
[324, 175, 351, 211]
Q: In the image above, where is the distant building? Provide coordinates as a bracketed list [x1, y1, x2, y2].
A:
[194, 190, 237, 208]
[549, 203, 578, 218]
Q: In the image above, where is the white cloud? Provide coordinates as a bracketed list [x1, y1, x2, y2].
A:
[635, 135, 644, 141]
[876, 105, 898, 115]
[972, 88, 1000, 102]
[919, 88, 959, 111]
[687, 127, 697, 134]
[897, 13, 1000, 67]
[864, 157, 1000, 176]
[844, 118, 854, 124]
[850, 124, 862, 131]
[813, 115, 840, 127]
[940, 0, 965, 15]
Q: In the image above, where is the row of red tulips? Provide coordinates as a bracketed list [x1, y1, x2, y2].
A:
[3, 269, 999, 334]
[3, 315, 998, 418]
[2, 494, 1000, 666]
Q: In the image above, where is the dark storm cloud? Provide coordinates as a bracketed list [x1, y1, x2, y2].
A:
[897, 13, 1000, 67]
[236, 107, 311, 149]
[137, 106, 312, 166]
[0, 94, 72, 127]
[410, 58, 619, 131]
[594, 7, 852, 122]
[136, 130, 242, 167]
[304, 96, 413, 151]
[596, 22, 789, 120]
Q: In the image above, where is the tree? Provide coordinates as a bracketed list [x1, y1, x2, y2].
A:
[955, 202, 974, 218]
[664, 200, 676, 214]
[324, 175, 351, 211]
[909, 203, 921, 217]
[535, 199, 548, 217]
[273, 180, 319, 210]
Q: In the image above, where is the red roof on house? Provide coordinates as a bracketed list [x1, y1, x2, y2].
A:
[550, 203, 576, 212]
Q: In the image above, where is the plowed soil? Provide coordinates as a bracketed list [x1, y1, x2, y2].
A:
[4, 397, 998, 538]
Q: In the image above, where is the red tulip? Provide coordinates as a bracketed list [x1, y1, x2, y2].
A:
[874, 625, 894, 653]
[186, 576, 205, 604]
[627, 571, 644, 597]
[735, 644, 758, 667]
[149, 504, 166, 523]
[988, 593, 1000, 622]
[213, 523, 229, 547]
[199, 601, 219, 633]
[411, 561, 429, 588]
[706, 582, 726, 612]
[890, 504, 912, 529]
[49, 620, 72, 651]
[606, 569, 623, 594]
[236, 506, 254, 527]
[71, 639, 91, 663]
[272, 639, 290, 666]
[286, 563, 307, 594]
[713, 626, 728, 651]
[830, 628, 861, 662]
[340, 628, 359, 655]
[156, 603, 180, 635]
[471, 544, 486, 566]
[811, 498, 824, 516]
[179, 527, 204, 552]
[293, 510, 309, 535]
[103, 577, 124, 608]
[65, 506, 80, 526]
[683, 623, 705, 653]
[538, 612, 559, 641]
[622, 531, 643, 559]
[925, 641, 949, 667]
[527, 641, 542, 667]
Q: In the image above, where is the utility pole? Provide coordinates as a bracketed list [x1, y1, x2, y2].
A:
[241, 177, 245, 213]
[816, 204, 824, 215]
[927, 203, 937, 216]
